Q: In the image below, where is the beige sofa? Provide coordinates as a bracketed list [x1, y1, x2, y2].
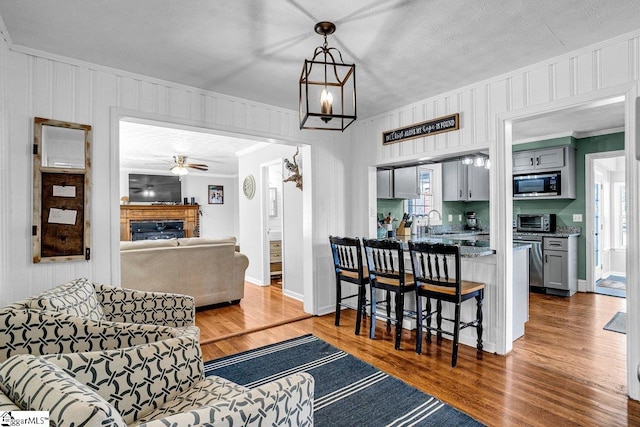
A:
[120, 237, 249, 308]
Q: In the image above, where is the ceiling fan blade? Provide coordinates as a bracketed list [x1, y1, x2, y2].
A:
[187, 163, 209, 171]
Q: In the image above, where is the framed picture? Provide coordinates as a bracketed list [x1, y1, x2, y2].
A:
[208, 185, 224, 204]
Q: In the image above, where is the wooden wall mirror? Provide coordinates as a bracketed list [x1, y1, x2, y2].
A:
[33, 117, 92, 263]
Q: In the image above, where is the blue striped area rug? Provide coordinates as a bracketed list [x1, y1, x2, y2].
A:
[205, 334, 483, 426]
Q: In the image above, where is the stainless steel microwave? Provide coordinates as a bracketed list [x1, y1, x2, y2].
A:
[513, 172, 560, 198]
[516, 213, 556, 233]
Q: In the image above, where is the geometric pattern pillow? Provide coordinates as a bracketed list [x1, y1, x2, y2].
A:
[25, 278, 105, 321]
[135, 372, 315, 427]
[0, 354, 126, 427]
[42, 333, 203, 425]
[95, 284, 195, 328]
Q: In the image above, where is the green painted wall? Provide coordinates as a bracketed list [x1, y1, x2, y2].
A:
[442, 201, 490, 228]
[513, 133, 625, 280]
[376, 198, 404, 227]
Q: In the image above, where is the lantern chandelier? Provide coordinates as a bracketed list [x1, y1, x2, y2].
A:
[299, 21, 357, 131]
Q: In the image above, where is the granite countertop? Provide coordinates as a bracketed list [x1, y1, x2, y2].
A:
[395, 235, 496, 258]
[513, 226, 582, 238]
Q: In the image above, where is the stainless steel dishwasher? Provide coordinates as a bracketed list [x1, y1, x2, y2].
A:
[513, 235, 543, 288]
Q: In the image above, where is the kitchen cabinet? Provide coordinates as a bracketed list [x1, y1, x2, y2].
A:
[513, 147, 565, 173]
[376, 169, 393, 199]
[442, 161, 489, 201]
[543, 236, 577, 296]
[393, 166, 420, 199]
[376, 166, 420, 199]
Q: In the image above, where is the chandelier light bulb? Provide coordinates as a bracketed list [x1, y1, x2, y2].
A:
[461, 157, 474, 165]
[320, 89, 333, 122]
[474, 157, 485, 167]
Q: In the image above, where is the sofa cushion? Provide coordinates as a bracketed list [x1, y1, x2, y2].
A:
[120, 239, 179, 251]
[0, 354, 126, 426]
[133, 376, 248, 424]
[25, 278, 105, 321]
[177, 236, 236, 246]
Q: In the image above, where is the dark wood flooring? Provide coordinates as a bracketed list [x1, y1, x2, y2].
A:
[197, 283, 640, 426]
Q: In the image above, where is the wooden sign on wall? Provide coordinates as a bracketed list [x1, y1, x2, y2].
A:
[382, 113, 459, 145]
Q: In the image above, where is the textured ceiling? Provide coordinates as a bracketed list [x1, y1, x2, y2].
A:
[1, 1, 636, 173]
[2, 0, 639, 119]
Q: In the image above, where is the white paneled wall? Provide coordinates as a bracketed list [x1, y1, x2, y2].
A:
[0, 42, 351, 317]
[349, 30, 640, 398]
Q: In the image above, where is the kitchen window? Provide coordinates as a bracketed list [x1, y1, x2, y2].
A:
[404, 164, 442, 224]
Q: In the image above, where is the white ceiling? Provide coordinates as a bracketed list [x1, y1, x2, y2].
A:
[1, 1, 637, 171]
[119, 120, 267, 175]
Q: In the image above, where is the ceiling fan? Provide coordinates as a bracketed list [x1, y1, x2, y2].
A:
[170, 155, 209, 175]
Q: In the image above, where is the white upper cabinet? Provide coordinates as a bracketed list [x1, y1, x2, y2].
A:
[393, 166, 420, 199]
[513, 147, 565, 173]
[442, 161, 489, 202]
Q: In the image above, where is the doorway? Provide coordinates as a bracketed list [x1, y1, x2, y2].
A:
[263, 161, 284, 289]
[588, 153, 626, 298]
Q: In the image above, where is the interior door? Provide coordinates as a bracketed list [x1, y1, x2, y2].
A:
[594, 174, 604, 282]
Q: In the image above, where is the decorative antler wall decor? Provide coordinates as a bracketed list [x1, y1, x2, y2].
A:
[283, 148, 303, 190]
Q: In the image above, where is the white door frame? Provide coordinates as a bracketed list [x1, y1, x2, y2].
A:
[586, 150, 625, 292]
[261, 160, 284, 288]
[496, 82, 638, 399]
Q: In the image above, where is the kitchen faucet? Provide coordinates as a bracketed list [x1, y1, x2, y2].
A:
[426, 209, 442, 234]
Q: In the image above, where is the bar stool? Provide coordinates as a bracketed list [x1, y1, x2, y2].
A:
[409, 241, 485, 367]
[329, 236, 369, 335]
[362, 238, 415, 350]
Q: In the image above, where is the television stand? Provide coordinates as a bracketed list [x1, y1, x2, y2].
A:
[120, 205, 199, 241]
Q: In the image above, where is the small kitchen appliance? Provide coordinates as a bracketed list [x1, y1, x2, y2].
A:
[516, 213, 556, 233]
[465, 212, 478, 230]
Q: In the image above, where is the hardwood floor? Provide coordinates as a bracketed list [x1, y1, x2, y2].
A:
[198, 283, 640, 426]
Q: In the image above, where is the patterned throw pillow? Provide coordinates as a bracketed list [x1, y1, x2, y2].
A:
[0, 354, 126, 426]
[26, 278, 105, 321]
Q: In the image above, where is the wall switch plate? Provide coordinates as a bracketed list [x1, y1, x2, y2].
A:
[573, 214, 583, 222]
[458, 214, 462, 221]
[448, 214, 453, 222]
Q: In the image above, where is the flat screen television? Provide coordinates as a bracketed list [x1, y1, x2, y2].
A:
[128, 174, 182, 203]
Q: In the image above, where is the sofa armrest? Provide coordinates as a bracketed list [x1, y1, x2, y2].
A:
[0, 307, 180, 363]
[94, 283, 195, 327]
[137, 372, 314, 427]
[0, 354, 126, 426]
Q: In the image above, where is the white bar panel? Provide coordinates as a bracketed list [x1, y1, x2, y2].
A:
[32, 57, 52, 118]
[489, 80, 508, 141]
[254, 105, 271, 133]
[118, 77, 139, 111]
[232, 101, 246, 129]
[602, 42, 630, 88]
[203, 95, 217, 124]
[555, 59, 571, 100]
[575, 52, 594, 94]
[138, 81, 157, 114]
[167, 87, 189, 119]
[216, 98, 232, 126]
[156, 85, 169, 116]
[189, 92, 205, 122]
[474, 86, 488, 145]
[51, 62, 75, 121]
[74, 67, 92, 125]
[528, 66, 550, 106]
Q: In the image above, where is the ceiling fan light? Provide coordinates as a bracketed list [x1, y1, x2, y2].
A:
[171, 165, 188, 176]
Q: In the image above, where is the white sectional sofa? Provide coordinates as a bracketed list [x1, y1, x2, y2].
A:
[120, 237, 249, 308]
